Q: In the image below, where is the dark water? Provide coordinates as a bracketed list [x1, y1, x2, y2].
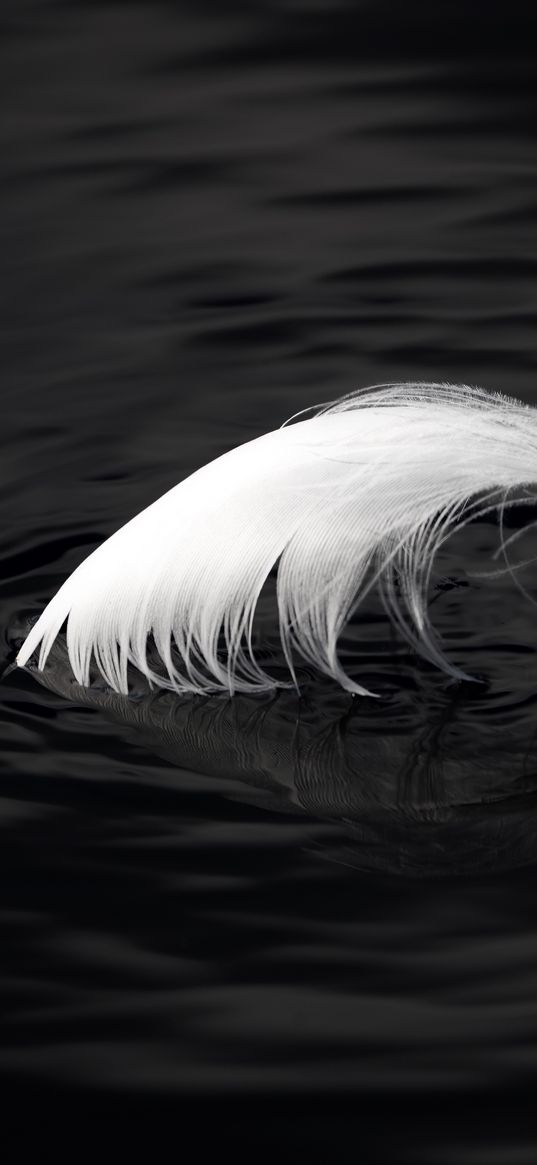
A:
[3, 2, 537, 1161]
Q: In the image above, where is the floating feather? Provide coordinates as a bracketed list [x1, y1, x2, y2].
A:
[16, 381, 537, 697]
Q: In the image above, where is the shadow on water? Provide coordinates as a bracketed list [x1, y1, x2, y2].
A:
[20, 663, 537, 879]
[11, 518, 537, 879]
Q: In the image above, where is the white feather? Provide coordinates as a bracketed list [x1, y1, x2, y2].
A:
[16, 381, 537, 697]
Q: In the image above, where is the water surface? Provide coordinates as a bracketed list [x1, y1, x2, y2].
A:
[2, 3, 537, 1161]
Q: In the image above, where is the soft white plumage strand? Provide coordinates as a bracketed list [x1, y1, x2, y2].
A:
[16, 381, 537, 696]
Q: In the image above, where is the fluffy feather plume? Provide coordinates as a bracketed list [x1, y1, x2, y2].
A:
[16, 382, 537, 696]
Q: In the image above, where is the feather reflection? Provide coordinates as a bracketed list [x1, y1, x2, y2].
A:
[22, 622, 537, 879]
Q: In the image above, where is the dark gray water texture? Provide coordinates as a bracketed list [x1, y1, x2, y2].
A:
[3, 3, 537, 1162]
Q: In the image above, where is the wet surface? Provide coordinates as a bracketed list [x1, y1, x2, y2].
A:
[3, 2, 537, 1161]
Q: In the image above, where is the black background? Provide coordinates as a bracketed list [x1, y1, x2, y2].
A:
[3, 2, 537, 1161]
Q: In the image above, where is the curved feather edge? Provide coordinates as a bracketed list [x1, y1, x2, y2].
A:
[16, 381, 537, 696]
